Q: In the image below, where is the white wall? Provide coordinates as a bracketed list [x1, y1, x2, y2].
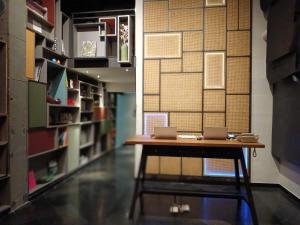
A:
[134, 0, 143, 176]
[251, 0, 279, 184]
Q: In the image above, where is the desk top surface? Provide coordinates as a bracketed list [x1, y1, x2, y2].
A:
[125, 135, 265, 149]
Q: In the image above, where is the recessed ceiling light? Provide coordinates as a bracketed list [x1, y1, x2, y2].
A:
[125, 69, 129, 72]
[97, 75, 101, 79]
[86, 70, 89, 73]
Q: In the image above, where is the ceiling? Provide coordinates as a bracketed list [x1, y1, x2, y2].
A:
[61, 0, 135, 14]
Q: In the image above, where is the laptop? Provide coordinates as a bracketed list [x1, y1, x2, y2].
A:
[203, 127, 228, 140]
[152, 127, 177, 139]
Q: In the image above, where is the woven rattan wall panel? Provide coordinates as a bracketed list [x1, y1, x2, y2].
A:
[144, 95, 160, 112]
[170, 113, 202, 132]
[226, 95, 250, 132]
[204, 7, 226, 50]
[183, 52, 203, 72]
[146, 156, 160, 174]
[205, 158, 235, 175]
[161, 59, 182, 73]
[144, 1, 169, 32]
[144, 33, 182, 58]
[227, 57, 250, 94]
[227, 0, 238, 30]
[183, 31, 203, 51]
[227, 31, 250, 56]
[205, 0, 225, 7]
[204, 52, 225, 89]
[182, 158, 203, 176]
[161, 73, 202, 111]
[203, 90, 225, 112]
[143, 0, 251, 177]
[239, 0, 251, 30]
[203, 113, 225, 127]
[169, 8, 203, 31]
[169, 0, 203, 9]
[144, 60, 160, 94]
[160, 157, 181, 175]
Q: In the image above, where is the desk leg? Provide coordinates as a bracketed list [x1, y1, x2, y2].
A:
[129, 151, 147, 219]
[239, 151, 259, 225]
[234, 158, 240, 191]
[140, 153, 148, 215]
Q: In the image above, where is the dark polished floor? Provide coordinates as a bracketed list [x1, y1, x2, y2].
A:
[1, 146, 300, 225]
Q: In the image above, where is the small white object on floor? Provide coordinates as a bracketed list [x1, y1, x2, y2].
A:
[169, 205, 179, 214]
[180, 204, 190, 212]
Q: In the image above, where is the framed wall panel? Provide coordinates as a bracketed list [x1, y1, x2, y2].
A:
[160, 157, 181, 175]
[239, 0, 251, 30]
[144, 95, 160, 112]
[169, 8, 203, 31]
[144, 112, 168, 135]
[183, 31, 203, 52]
[161, 59, 182, 73]
[227, 31, 250, 56]
[204, 52, 225, 89]
[170, 113, 202, 132]
[182, 158, 203, 176]
[226, 95, 250, 133]
[205, 0, 226, 7]
[183, 52, 203, 72]
[203, 90, 225, 112]
[144, 33, 182, 58]
[203, 113, 225, 127]
[144, 1, 169, 32]
[227, 57, 250, 94]
[144, 60, 160, 94]
[169, 0, 203, 9]
[161, 73, 202, 112]
[227, 0, 238, 30]
[204, 7, 226, 51]
[204, 148, 249, 177]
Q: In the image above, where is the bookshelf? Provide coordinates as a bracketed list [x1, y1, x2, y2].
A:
[0, 40, 10, 214]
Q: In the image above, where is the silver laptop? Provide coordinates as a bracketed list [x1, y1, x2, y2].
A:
[203, 127, 228, 140]
[153, 127, 177, 139]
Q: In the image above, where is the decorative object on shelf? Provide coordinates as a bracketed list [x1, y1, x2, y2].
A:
[120, 24, 129, 61]
[28, 170, 37, 192]
[81, 41, 97, 57]
[48, 160, 58, 176]
[53, 38, 57, 51]
[57, 59, 61, 64]
[47, 95, 61, 104]
[58, 129, 68, 146]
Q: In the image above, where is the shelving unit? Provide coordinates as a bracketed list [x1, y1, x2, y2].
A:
[0, 40, 10, 214]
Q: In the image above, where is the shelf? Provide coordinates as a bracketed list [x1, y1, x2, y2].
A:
[81, 111, 94, 114]
[47, 123, 80, 128]
[0, 113, 7, 118]
[68, 88, 79, 92]
[81, 121, 94, 125]
[28, 145, 68, 159]
[81, 97, 94, 101]
[0, 141, 8, 147]
[0, 175, 9, 182]
[27, 6, 54, 29]
[75, 22, 104, 28]
[46, 59, 66, 70]
[48, 104, 80, 108]
[74, 57, 108, 61]
[80, 142, 94, 149]
[29, 173, 65, 195]
[43, 47, 69, 60]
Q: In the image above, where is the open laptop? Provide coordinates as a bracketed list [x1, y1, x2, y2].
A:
[152, 127, 177, 139]
[203, 127, 228, 140]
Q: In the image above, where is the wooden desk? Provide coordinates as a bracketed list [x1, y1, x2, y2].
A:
[126, 135, 265, 225]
